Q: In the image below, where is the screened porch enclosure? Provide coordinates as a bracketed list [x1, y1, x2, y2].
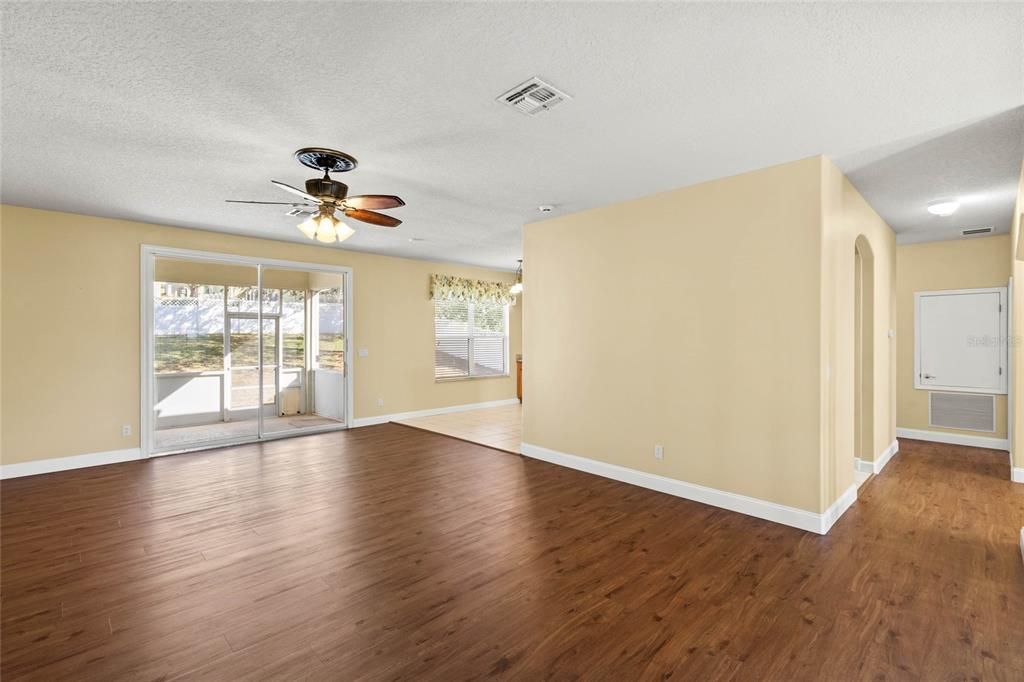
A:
[150, 256, 347, 452]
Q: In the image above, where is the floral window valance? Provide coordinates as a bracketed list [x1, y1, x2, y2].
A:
[430, 274, 515, 305]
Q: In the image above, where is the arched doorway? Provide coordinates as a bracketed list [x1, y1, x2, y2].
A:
[854, 236, 875, 477]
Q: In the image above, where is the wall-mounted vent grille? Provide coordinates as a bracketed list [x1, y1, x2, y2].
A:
[929, 392, 995, 432]
[497, 77, 571, 115]
[961, 227, 994, 237]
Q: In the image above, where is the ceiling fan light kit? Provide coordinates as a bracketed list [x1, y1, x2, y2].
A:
[226, 147, 404, 244]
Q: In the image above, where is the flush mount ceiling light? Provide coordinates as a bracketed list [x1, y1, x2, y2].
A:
[927, 199, 960, 217]
[225, 147, 405, 244]
[509, 259, 523, 295]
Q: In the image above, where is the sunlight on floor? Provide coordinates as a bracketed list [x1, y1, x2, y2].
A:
[396, 404, 521, 453]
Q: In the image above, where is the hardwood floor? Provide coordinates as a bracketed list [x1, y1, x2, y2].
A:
[395, 403, 521, 454]
[2, 429, 1022, 680]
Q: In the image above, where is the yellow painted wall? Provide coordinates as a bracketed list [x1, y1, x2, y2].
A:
[522, 155, 896, 513]
[820, 158, 897, 508]
[0, 205, 521, 464]
[895, 235, 1011, 440]
[1011, 163, 1023, 470]
[523, 157, 826, 512]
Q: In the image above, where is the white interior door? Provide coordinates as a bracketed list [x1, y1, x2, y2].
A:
[916, 288, 1006, 394]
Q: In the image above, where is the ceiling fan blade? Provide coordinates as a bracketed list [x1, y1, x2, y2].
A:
[271, 180, 322, 204]
[344, 208, 402, 228]
[343, 195, 405, 210]
[226, 200, 312, 206]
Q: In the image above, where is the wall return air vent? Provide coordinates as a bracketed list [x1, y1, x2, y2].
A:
[929, 392, 995, 433]
[497, 77, 571, 115]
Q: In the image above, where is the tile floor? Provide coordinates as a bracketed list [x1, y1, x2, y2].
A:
[395, 403, 521, 453]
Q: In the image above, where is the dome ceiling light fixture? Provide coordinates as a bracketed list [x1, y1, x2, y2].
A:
[225, 147, 405, 244]
[927, 199, 960, 217]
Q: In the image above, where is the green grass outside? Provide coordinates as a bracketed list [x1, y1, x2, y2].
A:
[155, 333, 344, 373]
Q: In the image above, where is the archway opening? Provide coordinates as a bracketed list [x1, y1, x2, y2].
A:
[854, 235, 875, 480]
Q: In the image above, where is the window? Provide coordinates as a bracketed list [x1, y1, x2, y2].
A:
[434, 299, 508, 379]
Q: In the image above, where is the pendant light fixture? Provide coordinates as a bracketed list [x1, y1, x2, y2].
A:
[510, 259, 523, 295]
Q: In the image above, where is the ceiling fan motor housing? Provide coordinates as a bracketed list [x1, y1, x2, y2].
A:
[305, 178, 348, 202]
[294, 147, 358, 173]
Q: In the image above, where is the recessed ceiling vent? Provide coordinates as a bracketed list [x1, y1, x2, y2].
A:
[961, 226, 994, 237]
[497, 77, 571, 115]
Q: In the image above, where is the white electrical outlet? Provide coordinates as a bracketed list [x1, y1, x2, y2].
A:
[359, 348, 369, 358]
[377, 398, 384, 407]
[122, 425, 132, 437]
[654, 444, 664, 460]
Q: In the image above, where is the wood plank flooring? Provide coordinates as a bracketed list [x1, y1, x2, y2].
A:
[395, 404, 522, 454]
[2, 428, 1022, 680]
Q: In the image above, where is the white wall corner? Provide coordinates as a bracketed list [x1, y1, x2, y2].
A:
[854, 458, 873, 475]
[0, 448, 143, 480]
[873, 439, 899, 474]
[895, 427, 1009, 452]
[352, 398, 520, 428]
[1012, 467, 1024, 484]
[520, 442, 855, 535]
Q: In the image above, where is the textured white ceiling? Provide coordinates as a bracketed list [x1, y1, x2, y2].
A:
[2, 2, 1022, 269]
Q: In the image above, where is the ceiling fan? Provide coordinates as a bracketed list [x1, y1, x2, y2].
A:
[226, 147, 405, 244]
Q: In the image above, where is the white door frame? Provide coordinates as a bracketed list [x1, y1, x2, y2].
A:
[140, 244, 354, 457]
[1008, 276, 1014, 471]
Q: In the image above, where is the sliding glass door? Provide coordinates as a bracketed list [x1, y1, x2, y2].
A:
[260, 266, 346, 438]
[144, 248, 351, 455]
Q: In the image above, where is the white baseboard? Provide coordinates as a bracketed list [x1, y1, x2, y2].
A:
[520, 442, 856, 535]
[820, 484, 859, 534]
[1013, 467, 1024, 484]
[1, 448, 143, 480]
[855, 441, 898, 477]
[352, 398, 519, 428]
[896, 427, 1009, 452]
[874, 440, 899, 474]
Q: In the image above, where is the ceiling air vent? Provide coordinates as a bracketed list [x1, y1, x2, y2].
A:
[961, 227, 994, 237]
[497, 77, 571, 115]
